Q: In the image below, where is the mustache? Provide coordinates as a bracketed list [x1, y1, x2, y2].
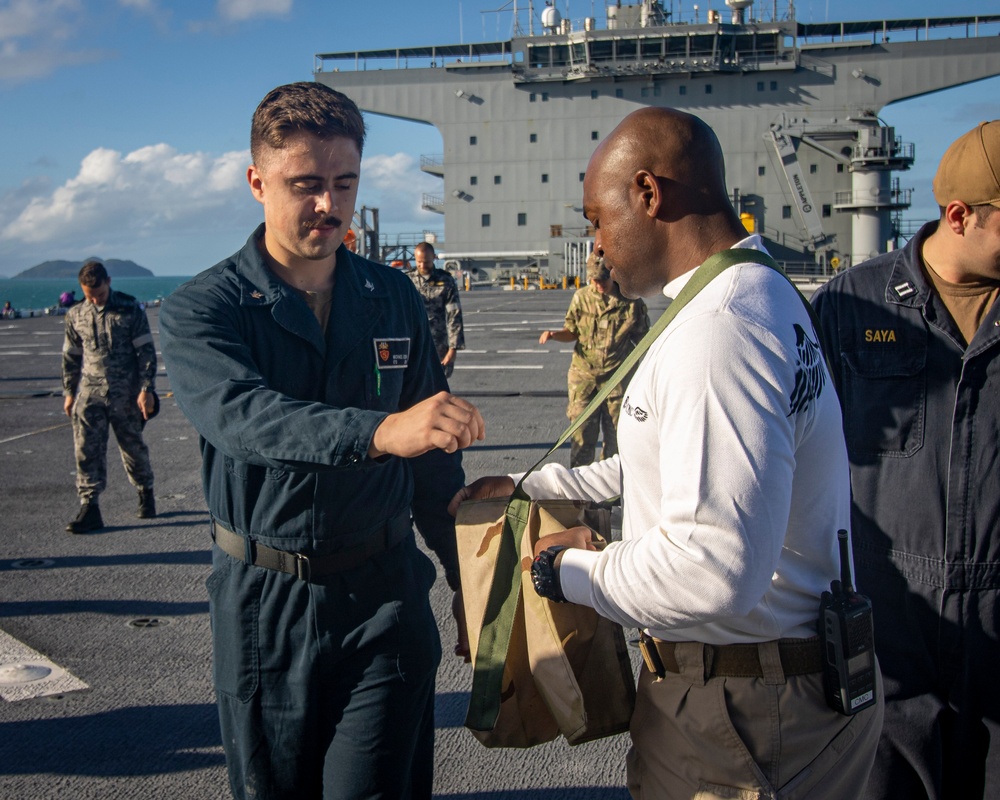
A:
[304, 216, 343, 230]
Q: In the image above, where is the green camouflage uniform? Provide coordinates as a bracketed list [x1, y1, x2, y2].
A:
[409, 267, 465, 378]
[564, 284, 649, 467]
[62, 291, 157, 502]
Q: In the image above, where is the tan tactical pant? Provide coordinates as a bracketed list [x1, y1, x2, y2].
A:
[627, 642, 884, 799]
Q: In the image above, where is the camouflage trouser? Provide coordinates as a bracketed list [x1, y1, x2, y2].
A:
[72, 390, 153, 502]
[567, 370, 623, 468]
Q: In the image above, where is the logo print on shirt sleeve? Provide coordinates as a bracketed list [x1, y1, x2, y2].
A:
[788, 323, 825, 416]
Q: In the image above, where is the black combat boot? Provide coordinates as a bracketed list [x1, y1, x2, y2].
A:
[137, 488, 156, 519]
[66, 502, 103, 534]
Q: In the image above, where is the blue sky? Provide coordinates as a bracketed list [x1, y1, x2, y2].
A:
[0, 0, 997, 277]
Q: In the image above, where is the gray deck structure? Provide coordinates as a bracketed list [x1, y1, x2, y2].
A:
[315, 1, 1000, 281]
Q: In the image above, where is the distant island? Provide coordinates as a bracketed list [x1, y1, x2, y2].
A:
[13, 257, 154, 279]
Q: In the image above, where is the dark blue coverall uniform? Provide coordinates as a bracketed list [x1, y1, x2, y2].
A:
[812, 221, 1000, 799]
[160, 225, 463, 799]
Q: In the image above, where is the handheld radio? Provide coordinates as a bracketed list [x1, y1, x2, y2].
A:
[819, 529, 877, 715]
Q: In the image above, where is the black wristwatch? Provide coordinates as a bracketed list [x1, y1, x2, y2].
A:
[531, 545, 569, 603]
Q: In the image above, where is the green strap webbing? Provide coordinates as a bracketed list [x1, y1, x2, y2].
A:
[465, 247, 818, 732]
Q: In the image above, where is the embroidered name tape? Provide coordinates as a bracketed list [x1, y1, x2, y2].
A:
[374, 337, 410, 369]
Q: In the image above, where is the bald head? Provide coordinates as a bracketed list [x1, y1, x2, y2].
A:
[582, 107, 745, 296]
[595, 107, 731, 215]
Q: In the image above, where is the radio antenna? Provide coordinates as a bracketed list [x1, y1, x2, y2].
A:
[837, 529, 854, 592]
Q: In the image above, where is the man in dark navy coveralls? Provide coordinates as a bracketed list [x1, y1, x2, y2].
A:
[160, 82, 484, 800]
[813, 120, 1000, 800]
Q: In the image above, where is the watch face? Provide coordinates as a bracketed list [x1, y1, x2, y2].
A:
[531, 547, 567, 603]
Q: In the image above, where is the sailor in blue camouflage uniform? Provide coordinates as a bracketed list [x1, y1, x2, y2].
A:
[62, 260, 157, 533]
[408, 242, 465, 378]
[160, 82, 484, 800]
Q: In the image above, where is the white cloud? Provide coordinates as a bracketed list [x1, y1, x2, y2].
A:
[359, 152, 443, 234]
[0, 0, 80, 39]
[217, 0, 292, 22]
[0, 144, 440, 275]
[0, 143, 257, 252]
[0, 0, 108, 83]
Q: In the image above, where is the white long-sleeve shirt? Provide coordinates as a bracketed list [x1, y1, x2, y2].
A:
[518, 237, 851, 644]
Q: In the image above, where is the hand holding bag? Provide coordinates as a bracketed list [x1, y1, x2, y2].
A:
[456, 495, 627, 747]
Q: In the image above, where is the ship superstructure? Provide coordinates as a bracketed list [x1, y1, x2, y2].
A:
[315, 1, 1000, 281]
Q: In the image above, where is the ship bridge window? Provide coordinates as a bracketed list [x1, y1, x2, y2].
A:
[731, 33, 772, 61]
[591, 40, 614, 63]
[551, 45, 571, 67]
[572, 42, 587, 62]
[528, 45, 572, 69]
[617, 39, 638, 60]
[641, 39, 663, 58]
[666, 37, 687, 56]
[689, 35, 716, 57]
[748, 33, 779, 58]
[528, 46, 549, 68]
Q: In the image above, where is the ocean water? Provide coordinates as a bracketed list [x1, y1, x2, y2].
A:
[0, 277, 191, 316]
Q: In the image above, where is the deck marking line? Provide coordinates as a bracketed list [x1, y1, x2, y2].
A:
[0, 628, 89, 701]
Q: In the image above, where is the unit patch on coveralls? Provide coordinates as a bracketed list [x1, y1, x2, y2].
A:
[374, 338, 410, 369]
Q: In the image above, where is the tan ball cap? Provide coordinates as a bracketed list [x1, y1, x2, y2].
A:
[932, 120, 1000, 208]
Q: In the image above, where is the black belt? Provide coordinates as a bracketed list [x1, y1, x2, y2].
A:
[638, 632, 823, 679]
[211, 515, 412, 582]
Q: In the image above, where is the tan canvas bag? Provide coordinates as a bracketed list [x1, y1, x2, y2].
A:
[457, 496, 632, 747]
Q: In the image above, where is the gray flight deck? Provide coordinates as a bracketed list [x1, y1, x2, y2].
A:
[0, 286, 688, 800]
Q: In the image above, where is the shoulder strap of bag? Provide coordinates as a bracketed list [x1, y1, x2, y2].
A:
[516, 247, 822, 488]
[465, 247, 820, 733]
